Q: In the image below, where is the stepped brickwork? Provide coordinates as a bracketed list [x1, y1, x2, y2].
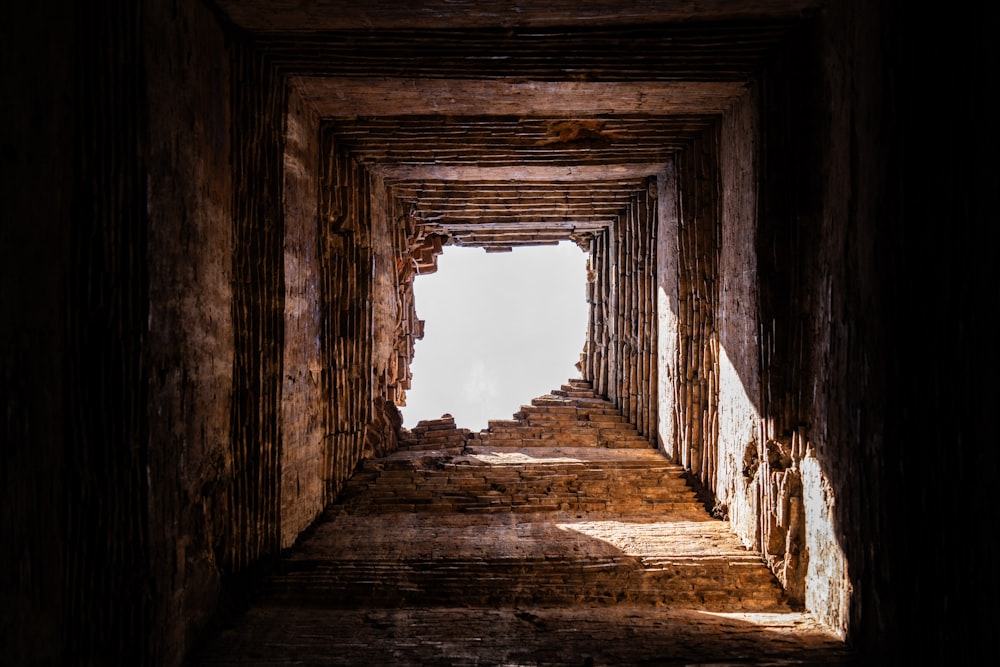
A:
[190, 380, 853, 665]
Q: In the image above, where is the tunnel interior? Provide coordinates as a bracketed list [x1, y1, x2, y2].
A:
[273, 0, 848, 639]
[3, 1, 998, 665]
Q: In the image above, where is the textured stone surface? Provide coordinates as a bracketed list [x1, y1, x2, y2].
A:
[4, 2, 998, 665]
[145, 0, 235, 659]
[188, 381, 854, 665]
[281, 83, 326, 548]
[189, 606, 854, 667]
[214, 0, 825, 31]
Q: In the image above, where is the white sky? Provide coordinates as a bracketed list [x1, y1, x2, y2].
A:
[400, 241, 590, 431]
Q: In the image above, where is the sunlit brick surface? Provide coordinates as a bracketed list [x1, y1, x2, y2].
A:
[190, 381, 855, 665]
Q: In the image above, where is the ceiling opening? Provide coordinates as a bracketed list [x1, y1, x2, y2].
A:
[399, 241, 589, 431]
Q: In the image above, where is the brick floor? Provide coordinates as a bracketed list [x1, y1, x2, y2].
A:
[187, 380, 860, 666]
